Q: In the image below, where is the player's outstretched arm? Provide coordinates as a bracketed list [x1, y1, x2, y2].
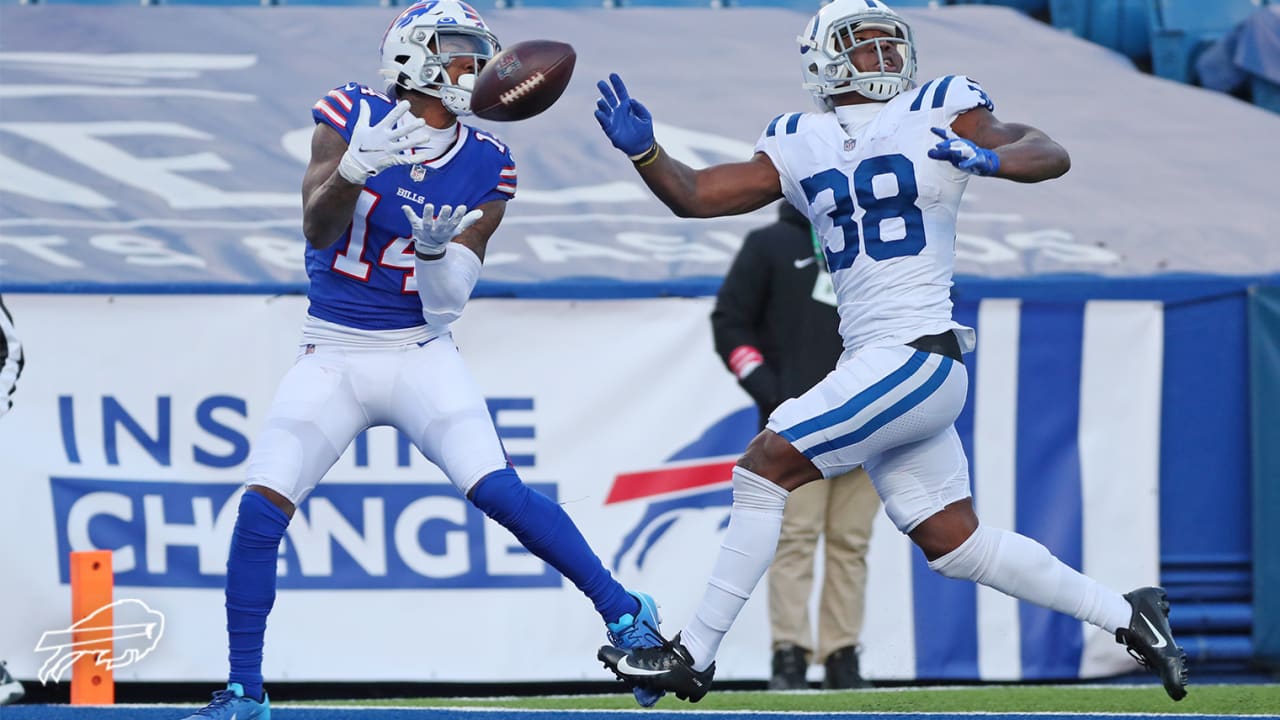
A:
[938, 107, 1070, 183]
[594, 74, 782, 218]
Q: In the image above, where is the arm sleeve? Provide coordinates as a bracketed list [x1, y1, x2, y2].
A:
[711, 233, 781, 411]
[415, 243, 483, 327]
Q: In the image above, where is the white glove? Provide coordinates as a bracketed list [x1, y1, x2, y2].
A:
[338, 100, 436, 185]
[402, 203, 485, 257]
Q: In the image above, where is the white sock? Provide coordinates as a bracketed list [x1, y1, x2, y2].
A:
[928, 525, 1132, 633]
[680, 467, 789, 672]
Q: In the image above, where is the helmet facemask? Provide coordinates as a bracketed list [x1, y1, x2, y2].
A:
[381, 1, 500, 117]
[799, 1, 917, 109]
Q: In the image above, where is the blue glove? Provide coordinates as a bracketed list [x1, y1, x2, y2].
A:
[927, 127, 1000, 176]
[594, 73, 656, 158]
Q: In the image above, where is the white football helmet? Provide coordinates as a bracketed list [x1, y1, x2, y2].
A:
[798, 0, 917, 108]
[380, 0, 500, 117]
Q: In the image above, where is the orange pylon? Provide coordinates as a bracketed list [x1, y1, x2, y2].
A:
[69, 550, 114, 705]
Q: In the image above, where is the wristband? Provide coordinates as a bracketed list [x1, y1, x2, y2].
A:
[337, 153, 372, 186]
[629, 143, 661, 168]
[728, 345, 765, 380]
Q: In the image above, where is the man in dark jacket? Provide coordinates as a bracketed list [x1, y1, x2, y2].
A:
[712, 201, 880, 690]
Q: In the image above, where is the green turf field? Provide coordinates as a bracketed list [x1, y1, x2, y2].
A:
[315, 684, 1280, 715]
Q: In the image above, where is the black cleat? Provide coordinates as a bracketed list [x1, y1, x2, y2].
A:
[1115, 586, 1188, 701]
[598, 631, 716, 703]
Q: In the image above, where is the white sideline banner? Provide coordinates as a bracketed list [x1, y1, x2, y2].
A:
[0, 294, 768, 683]
[0, 294, 1160, 684]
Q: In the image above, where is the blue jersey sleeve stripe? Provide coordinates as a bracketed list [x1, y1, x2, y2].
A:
[910, 80, 935, 112]
[765, 114, 785, 138]
[931, 75, 955, 109]
[784, 113, 801, 135]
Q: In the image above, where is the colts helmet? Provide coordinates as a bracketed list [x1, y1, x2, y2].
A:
[380, 0, 500, 117]
[798, 0, 917, 108]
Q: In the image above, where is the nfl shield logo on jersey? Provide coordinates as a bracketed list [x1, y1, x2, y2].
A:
[844, 138, 857, 151]
[410, 164, 427, 182]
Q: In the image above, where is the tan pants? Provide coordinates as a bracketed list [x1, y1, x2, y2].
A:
[767, 466, 880, 663]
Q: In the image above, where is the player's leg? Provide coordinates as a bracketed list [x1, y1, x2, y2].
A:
[874, 428, 1187, 700]
[183, 347, 369, 720]
[393, 340, 665, 705]
[601, 346, 960, 701]
[816, 466, 878, 688]
[599, 431, 808, 701]
[767, 479, 826, 689]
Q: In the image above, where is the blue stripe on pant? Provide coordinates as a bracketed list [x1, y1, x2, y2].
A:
[806, 356, 955, 459]
[779, 351, 928, 447]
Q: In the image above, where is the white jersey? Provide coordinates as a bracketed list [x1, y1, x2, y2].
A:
[755, 74, 992, 358]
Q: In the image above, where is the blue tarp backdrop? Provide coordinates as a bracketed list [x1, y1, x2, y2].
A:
[1, 4, 1278, 295]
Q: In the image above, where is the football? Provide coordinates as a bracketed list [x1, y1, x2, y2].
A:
[471, 40, 576, 122]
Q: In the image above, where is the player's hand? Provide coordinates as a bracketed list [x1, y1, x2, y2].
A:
[403, 203, 484, 258]
[338, 100, 436, 185]
[927, 127, 1001, 176]
[594, 73, 656, 158]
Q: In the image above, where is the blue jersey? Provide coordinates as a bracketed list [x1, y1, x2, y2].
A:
[306, 83, 516, 330]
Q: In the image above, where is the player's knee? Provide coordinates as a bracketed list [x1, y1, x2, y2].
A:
[926, 524, 997, 581]
[467, 466, 531, 526]
[231, 488, 292, 549]
[907, 498, 980, 559]
[739, 431, 818, 491]
[245, 484, 296, 518]
[730, 464, 789, 512]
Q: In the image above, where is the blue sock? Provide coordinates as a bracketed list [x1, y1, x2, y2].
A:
[469, 467, 637, 624]
[226, 490, 290, 702]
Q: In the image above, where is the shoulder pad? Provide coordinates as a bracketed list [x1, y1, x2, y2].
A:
[312, 83, 395, 135]
[905, 75, 995, 116]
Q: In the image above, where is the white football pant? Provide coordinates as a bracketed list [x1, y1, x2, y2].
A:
[245, 338, 508, 504]
[767, 345, 971, 533]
